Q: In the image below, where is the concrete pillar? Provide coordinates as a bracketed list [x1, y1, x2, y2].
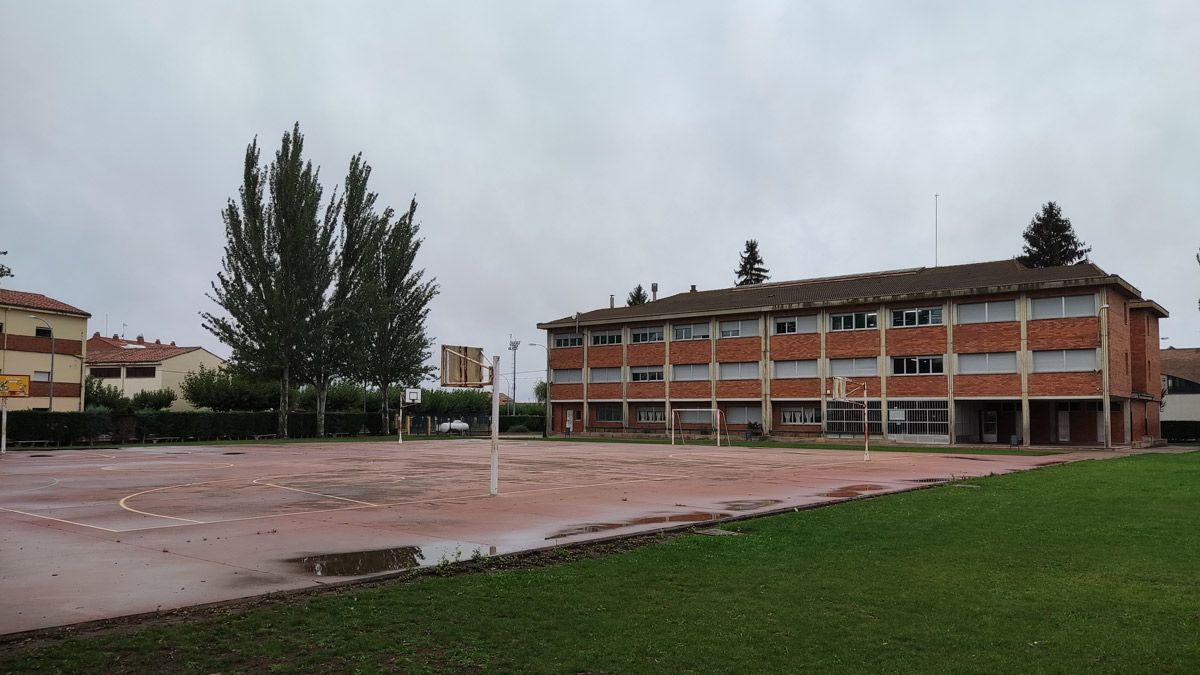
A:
[1019, 293, 1031, 446]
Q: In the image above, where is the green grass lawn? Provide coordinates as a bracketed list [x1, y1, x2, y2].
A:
[4, 452, 1196, 673]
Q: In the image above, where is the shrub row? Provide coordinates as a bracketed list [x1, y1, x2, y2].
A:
[1161, 421, 1200, 442]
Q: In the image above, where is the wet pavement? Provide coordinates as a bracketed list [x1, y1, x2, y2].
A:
[0, 439, 1141, 634]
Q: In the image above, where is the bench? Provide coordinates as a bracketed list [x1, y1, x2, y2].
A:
[329, 432, 350, 438]
[252, 434, 277, 440]
[12, 440, 51, 448]
[145, 436, 181, 444]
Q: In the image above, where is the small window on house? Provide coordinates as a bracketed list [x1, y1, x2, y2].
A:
[630, 366, 664, 382]
[672, 323, 711, 341]
[591, 330, 622, 346]
[553, 334, 583, 348]
[35, 326, 53, 338]
[125, 366, 157, 378]
[829, 312, 878, 331]
[630, 327, 664, 343]
[90, 367, 122, 379]
[32, 371, 51, 382]
[773, 360, 818, 378]
[718, 319, 759, 338]
[552, 368, 582, 384]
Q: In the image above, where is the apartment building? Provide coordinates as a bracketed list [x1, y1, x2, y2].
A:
[537, 260, 1167, 447]
[0, 289, 90, 411]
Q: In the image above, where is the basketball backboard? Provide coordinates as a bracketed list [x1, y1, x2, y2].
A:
[440, 345, 490, 387]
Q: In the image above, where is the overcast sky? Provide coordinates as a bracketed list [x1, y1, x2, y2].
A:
[2, 1, 1197, 399]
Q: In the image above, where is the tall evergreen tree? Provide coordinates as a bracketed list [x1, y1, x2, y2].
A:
[1017, 202, 1091, 267]
[357, 198, 439, 431]
[735, 239, 770, 286]
[626, 284, 649, 306]
[202, 124, 337, 437]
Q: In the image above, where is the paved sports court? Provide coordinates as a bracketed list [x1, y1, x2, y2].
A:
[0, 439, 1099, 635]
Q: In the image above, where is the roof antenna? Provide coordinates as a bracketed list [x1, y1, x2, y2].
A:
[934, 193, 940, 267]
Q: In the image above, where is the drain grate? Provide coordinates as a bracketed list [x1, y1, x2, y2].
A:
[908, 477, 948, 483]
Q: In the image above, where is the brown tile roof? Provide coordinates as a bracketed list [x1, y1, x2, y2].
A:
[0, 288, 90, 317]
[1161, 347, 1200, 385]
[539, 259, 1149, 329]
[86, 346, 201, 365]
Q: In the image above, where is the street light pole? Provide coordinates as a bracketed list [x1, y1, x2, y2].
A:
[29, 315, 54, 412]
[529, 342, 550, 438]
[508, 336, 520, 416]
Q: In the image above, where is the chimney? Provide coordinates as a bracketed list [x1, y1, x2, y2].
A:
[112, 334, 119, 340]
[689, 285, 697, 293]
[651, 283, 658, 301]
[155, 339, 161, 345]
[170, 341, 176, 346]
[92, 331, 100, 338]
[609, 294, 615, 309]
[136, 334, 144, 344]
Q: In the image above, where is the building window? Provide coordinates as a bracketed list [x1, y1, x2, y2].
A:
[773, 315, 818, 335]
[718, 319, 759, 338]
[630, 327, 664, 343]
[718, 362, 760, 380]
[636, 407, 666, 423]
[630, 366, 664, 382]
[673, 323, 711, 341]
[1030, 295, 1096, 320]
[830, 312, 877, 331]
[887, 400, 950, 439]
[826, 400, 883, 435]
[35, 326, 53, 338]
[125, 366, 157, 378]
[589, 367, 622, 383]
[553, 333, 583, 348]
[891, 356, 944, 375]
[677, 409, 718, 424]
[594, 405, 623, 422]
[591, 330, 622, 346]
[956, 352, 1018, 374]
[32, 370, 51, 382]
[956, 300, 1017, 324]
[773, 359, 818, 378]
[90, 367, 122, 379]
[1032, 349, 1097, 373]
[672, 363, 710, 381]
[552, 368, 582, 384]
[724, 405, 762, 425]
[829, 357, 878, 376]
[780, 405, 821, 424]
[891, 307, 943, 327]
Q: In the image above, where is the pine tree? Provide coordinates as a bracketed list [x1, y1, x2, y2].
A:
[1017, 202, 1091, 267]
[626, 284, 649, 306]
[735, 239, 770, 285]
[202, 123, 336, 437]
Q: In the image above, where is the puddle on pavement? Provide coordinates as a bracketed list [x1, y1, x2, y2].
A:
[288, 546, 425, 576]
[547, 511, 728, 539]
[821, 483, 888, 498]
[28, 454, 53, 458]
[720, 499, 784, 511]
[948, 456, 992, 461]
[222, 452, 245, 455]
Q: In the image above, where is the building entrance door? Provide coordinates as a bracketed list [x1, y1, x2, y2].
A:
[982, 411, 998, 443]
[1057, 410, 1071, 442]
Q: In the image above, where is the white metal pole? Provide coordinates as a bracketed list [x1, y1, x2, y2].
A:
[863, 383, 870, 461]
[490, 354, 500, 495]
[397, 405, 403, 445]
[2, 397, 7, 455]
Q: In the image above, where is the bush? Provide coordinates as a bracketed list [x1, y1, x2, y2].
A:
[131, 388, 176, 410]
[499, 415, 544, 432]
[1162, 421, 1200, 442]
[507, 424, 530, 433]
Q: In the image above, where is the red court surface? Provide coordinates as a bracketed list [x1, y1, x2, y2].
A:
[0, 439, 1104, 635]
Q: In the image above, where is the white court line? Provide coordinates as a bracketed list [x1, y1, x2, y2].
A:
[251, 478, 378, 507]
[0, 506, 123, 533]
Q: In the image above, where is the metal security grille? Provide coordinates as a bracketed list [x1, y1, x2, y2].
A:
[825, 400, 882, 436]
[887, 399, 950, 443]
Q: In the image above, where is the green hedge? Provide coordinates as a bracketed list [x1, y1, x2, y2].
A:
[3, 411, 92, 445]
[1162, 421, 1200, 442]
[499, 415, 545, 432]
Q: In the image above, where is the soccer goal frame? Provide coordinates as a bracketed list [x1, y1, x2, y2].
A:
[670, 408, 729, 446]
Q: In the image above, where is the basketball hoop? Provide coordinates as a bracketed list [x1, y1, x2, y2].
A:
[830, 376, 871, 461]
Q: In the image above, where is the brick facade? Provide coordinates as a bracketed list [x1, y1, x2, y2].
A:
[716, 336, 761, 362]
[771, 378, 822, 398]
[886, 326, 947, 356]
[769, 334, 821, 360]
[669, 340, 710, 364]
[627, 342, 665, 366]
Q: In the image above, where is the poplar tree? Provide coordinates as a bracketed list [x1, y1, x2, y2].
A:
[1017, 202, 1091, 267]
[203, 124, 336, 437]
[735, 239, 770, 285]
[626, 284, 649, 306]
[357, 198, 439, 431]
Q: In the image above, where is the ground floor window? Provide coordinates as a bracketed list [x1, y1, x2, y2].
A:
[724, 406, 762, 425]
[825, 400, 882, 435]
[780, 405, 821, 424]
[887, 400, 949, 438]
[594, 405, 623, 422]
[636, 407, 665, 423]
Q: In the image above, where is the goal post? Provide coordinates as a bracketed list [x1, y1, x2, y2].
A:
[670, 408, 728, 447]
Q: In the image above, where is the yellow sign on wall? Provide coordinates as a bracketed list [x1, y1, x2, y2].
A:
[0, 375, 31, 398]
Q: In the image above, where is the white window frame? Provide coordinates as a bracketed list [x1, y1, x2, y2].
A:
[32, 370, 51, 382]
[890, 307, 943, 328]
[553, 333, 583, 348]
[630, 327, 664, 344]
[956, 352, 1018, 374]
[718, 361, 760, 380]
[774, 315, 818, 335]
[956, 300, 1017, 324]
[594, 405, 623, 422]
[773, 359, 818, 379]
[724, 405, 763, 425]
[891, 355, 945, 376]
[780, 405, 822, 424]
[552, 368, 582, 384]
[718, 319, 759, 338]
[829, 357, 878, 376]
[591, 329, 622, 346]
[1030, 295, 1096, 320]
[589, 367, 622, 383]
[673, 323, 711, 341]
[630, 365, 664, 382]
[636, 407, 666, 423]
[672, 363, 710, 381]
[1032, 349, 1097, 373]
[830, 311, 878, 332]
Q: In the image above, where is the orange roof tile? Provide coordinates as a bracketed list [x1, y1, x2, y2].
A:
[0, 288, 90, 317]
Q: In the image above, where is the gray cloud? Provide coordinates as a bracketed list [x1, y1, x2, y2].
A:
[2, 1, 1196, 398]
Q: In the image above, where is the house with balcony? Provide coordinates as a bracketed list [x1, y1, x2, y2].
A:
[0, 289, 89, 411]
